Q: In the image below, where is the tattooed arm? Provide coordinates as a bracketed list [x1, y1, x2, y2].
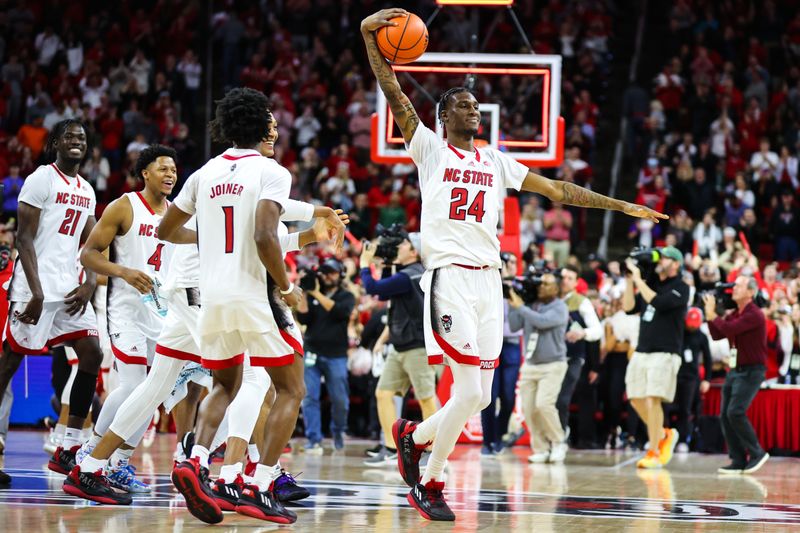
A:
[361, 9, 420, 142]
[521, 170, 669, 223]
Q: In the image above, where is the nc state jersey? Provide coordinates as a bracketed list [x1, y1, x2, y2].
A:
[10, 163, 96, 302]
[407, 125, 529, 270]
[107, 192, 174, 338]
[174, 148, 291, 334]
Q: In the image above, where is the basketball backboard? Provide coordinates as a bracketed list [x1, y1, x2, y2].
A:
[371, 52, 563, 167]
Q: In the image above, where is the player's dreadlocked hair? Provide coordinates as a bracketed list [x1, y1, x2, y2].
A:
[437, 86, 472, 126]
[209, 88, 272, 148]
[45, 118, 85, 162]
[134, 144, 178, 180]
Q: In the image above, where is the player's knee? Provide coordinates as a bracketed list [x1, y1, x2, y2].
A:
[458, 387, 483, 412]
[375, 388, 395, 401]
[75, 345, 103, 372]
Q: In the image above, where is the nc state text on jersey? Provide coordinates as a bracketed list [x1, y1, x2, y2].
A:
[55, 192, 92, 208]
[209, 183, 244, 199]
[442, 168, 494, 187]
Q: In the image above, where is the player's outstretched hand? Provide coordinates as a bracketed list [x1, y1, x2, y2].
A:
[64, 282, 94, 316]
[361, 8, 409, 33]
[121, 268, 154, 294]
[314, 208, 349, 251]
[281, 284, 303, 308]
[622, 202, 669, 224]
[16, 294, 44, 325]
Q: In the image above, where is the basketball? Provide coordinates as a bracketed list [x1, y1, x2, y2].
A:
[375, 13, 428, 65]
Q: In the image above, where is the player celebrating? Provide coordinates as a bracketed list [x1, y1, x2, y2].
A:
[158, 87, 309, 525]
[75, 144, 177, 493]
[0, 119, 104, 483]
[362, 9, 668, 522]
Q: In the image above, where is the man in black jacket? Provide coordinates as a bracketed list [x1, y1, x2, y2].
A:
[297, 258, 356, 453]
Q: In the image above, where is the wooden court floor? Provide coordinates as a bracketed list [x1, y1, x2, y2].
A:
[1, 430, 799, 532]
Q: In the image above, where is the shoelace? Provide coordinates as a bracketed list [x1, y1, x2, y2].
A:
[427, 487, 445, 505]
[277, 469, 303, 485]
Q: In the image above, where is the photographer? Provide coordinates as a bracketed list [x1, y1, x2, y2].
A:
[703, 276, 769, 474]
[557, 265, 603, 446]
[508, 272, 570, 463]
[297, 258, 357, 453]
[358, 230, 435, 466]
[623, 246, 689, 469]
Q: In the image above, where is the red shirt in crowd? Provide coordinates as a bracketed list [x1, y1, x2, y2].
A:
[707, 301, 767, 368]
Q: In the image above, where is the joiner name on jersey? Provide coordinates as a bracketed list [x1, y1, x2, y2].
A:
[55, 192, 92, 208]
[209, 182, 244, 198]
[442, 168, 494, 187]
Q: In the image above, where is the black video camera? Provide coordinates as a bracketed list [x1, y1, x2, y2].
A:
[373, 223, 408, 263]
[624, 247, 662, 278]
[706, 281, 768, 310]
[298, 267, 319, 291]
[503, 264, 556, 305]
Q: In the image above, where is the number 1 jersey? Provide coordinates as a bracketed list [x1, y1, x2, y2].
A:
[407, 124, 529, 270]
[173, 148, 291, 335]
[9, 163, 96, 302]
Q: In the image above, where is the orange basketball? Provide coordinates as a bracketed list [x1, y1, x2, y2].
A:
[375, 13, 429, 65]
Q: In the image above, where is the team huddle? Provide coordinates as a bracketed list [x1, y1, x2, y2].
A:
[0, 8, 663, 524]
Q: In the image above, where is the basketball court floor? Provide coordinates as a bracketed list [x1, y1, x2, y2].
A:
[1, 431, 798, 531]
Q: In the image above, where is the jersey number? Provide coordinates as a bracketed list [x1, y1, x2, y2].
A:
[147, 243, 165, 271]
[449, 188, 486, 223]
[222, 206, 234, 253]
[58, 208, 83, 236]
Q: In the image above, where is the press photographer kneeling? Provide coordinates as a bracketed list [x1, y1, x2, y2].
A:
[359, 225, 434, 466]
[507, 271, 570, 463]
[703, 276, 770, 475]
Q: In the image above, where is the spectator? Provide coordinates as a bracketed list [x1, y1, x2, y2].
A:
[34, 26, 62, 69]
[43, 101, 72, 131]
[693, 210, 723, 258]
[293, 105, 321, 148]
[378, 191, 406, 228]
[769, 188, 800, 261]
[1, 165, 23, 221]
[543, 202, 572, 267]
[16, 116, 48, 162]
[81, 147, 110, 202]
[749, 138, 779, 181]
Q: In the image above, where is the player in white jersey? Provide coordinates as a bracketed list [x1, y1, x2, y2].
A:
[0, 120, 104, 484]
[68, 145, 177, 497]
[362, 9, 668, 521]
[158, 87, 335, 525]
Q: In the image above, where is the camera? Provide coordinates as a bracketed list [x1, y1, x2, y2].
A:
[503, 265, 556, 304]
[624, 247, 662, 277]
[373, 223, 408, 263]
[298, 267, 319, 291]
[702, 281, 768, 311]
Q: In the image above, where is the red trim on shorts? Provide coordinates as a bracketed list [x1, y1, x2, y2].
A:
[432, 331, 480, 366]
[135, 191, 156, 215]
[155, 343, 201, 364]
[452, 263, 492, 270]
[428, 353, 444, 365]
[67, 357, 79, 365]
[111, 343, 148, 365]
[201, 353, 244, 370]
[49, 329, 99, 347]
[4, 319, 48, 354]
[279, 329, 304, 356]
[249, 353, 295, 367]
[221, 153, 260, 161]
[479, 358, 499, 370]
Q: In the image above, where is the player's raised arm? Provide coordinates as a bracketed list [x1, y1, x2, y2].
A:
[520, 170, 669, 224]
[361, 9, 420, 142]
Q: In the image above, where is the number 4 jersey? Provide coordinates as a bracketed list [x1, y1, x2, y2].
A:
[9, 163, 96, 303]
[407, 124, 529, 270]
[107, 192, 174, 339]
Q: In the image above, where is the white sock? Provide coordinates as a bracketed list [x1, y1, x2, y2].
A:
[87, 433, 102, 449]
[63, 428, 82, 449]
[53, 423, 67, 444]
[79, 454, 107, 474]
[219, 462, 243, 483]
[247, 443, 260, 463]
[111, 448, 134, 468]
[252, 463, 281, 491]
[191, 445, 210, 469]
[79, 426, 93, 442]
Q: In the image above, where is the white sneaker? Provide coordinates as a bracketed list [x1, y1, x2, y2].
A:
[528, 452, 550, 463]
[43, 430, 60, 454]
[0, 434, 5, 454]
[675, 442, 689, 454]
[549, 443, 568, 463]
[303, 442, 323, 455]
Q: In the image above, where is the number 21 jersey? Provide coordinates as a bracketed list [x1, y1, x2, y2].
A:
[9, 163, 96, 302]
[406, 124, 529, 270]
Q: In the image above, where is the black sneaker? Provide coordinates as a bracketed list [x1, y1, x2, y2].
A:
[48, 445, 78, 475]
[212, 474, 244, 511]
[743, 453, 770, 474]
[236, 485, 297, 524]
[209, 443, 226, 463]
[0, 468, 10, 486]
[171, 458, 223, 524]
[272, 469, 310, 502]
[180, 432, 195, 460]
[393, 419, 427, 488]
[407, 480, 456, 521]
[717, 463, 744, 475]
[365, 443, 383, 457]
[63, 466, 132, 505]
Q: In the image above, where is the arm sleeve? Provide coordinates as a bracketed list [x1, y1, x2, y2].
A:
[494, 150, 530, 191]
[405, 124, 441, 181]
[258, 165, 291, 209]
[508, 307, 525, 332]
[172, 172, 198, 215]
[328, 291, 356, 321]
[360, 269, 413, 300]
[649, 282, 690, 311]
[17, 167, 50, 209]
[579, 298, 603, 342]
[279, 232, 301, 254]
[280, 199, 315, 222]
